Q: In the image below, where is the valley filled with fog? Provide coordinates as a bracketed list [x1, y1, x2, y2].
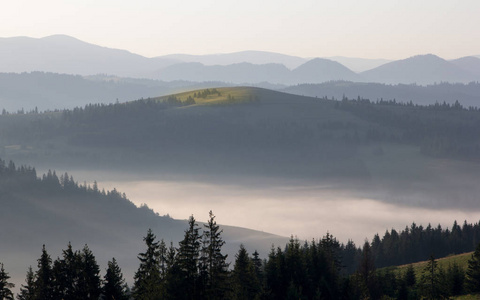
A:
[63, 168, 480, 245]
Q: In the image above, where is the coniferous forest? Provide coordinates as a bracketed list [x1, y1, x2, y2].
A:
[3, 214, 480, 299]
[2, 158, 480, 299]
[1, 90, 480, 299]
[2, 2, 480, 298]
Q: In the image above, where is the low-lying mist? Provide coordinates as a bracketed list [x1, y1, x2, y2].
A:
[69, 170, 480, 245]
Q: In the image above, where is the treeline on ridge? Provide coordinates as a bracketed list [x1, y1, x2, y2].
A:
[2, 88, 480, 165]
[334, 96, 480, 158]
[3, 214, 480, 299]
[3, 157, 480, 271]
[3, 159, 480, 298]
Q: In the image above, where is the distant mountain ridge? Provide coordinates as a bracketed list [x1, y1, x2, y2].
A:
[160, 50, 308, 69]
[324, 56, 392, 72]
[1, 35, 480, 85]
[0, 72, 233, 111]
[0, 35, 174, 77]
[361, 54, 479, 84]
[450, 56, 480, 78]
[283, 81, 480, 107]
[153, 59, 360, 84]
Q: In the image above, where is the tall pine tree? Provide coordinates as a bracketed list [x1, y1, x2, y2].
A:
[52, 242, 81, 299]
[466, 242, 480, 293]
[77, 244, 101, 299]
[133, 229, 162, 300]
[202, 210, 229, 299]
[0, 263, 14, 300]
[176, 215, 202, 300]
[17, 266, 35, 300]
[230, 245, 260, 300]
[34, 245, 54, 300]
[103, 258, 129, 300]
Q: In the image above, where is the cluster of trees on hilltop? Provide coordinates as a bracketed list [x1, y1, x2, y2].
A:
[4, 217, 480, 299]
[284, 81, 480, 108]
[371, 221, 480, 268]
[334, 96, 480, 158]
[0, 158, 132, 207]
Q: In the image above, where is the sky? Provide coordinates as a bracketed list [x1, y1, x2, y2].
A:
[1, 0, 479, 59]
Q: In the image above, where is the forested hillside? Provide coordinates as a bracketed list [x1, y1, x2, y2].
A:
[283, 81, 480, 108]
[0, 158, 288, 292]
[1, 87, 480, 211]
[3, 214, 480, 299]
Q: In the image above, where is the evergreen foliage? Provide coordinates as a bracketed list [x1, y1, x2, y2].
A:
[202, 210, 229, 299]
[133, 229, 162, 300]
[175, 215, 202, 300]
[77, 245, 102, 299]
[8, 216, 480, 299]
[465, 242, 480, 293]
[34, 245, 53, 300]
[230, 245, 260, 300]
[103, 258, 129, 300]
[419, 255, 448, 299]
[16, 266, 35, 300]
[0, 263, 14, 300]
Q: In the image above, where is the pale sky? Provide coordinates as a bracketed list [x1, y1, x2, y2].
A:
[1, 0, 479, 59]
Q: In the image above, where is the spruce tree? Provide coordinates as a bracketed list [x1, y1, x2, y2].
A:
[419, 255, 446, 300]
[202, 210, 229, 299]
[103, 258, 129, 300]
[52, 242, 81, 299]
[357, 241, 378, 300]
[231, 245, 260, 300]
[176, 215, 202, 300]
[17, 266, 35, 300]
[0, 263, 14, 300]
[447, 262, 464, 296]
[77, 244, 101, 299]
[133, 229, 162, 300]
[251, 250, 263, 287]
[466, 242, 480, 293]
[34, 245, 54, 300]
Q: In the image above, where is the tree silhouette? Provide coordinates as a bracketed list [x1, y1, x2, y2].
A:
[0, 263, 14, 300]
[466, 242, 480, 293]
[17, 266, 35, 300]
[103, 258, 129, 300]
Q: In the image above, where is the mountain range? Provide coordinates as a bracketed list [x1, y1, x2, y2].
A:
[1, 35, 480, 85]
[360, 54, 479, 85]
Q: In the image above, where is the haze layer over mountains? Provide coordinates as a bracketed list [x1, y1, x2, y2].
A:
[1, 35, 479, 85]
[1, 35, 480, 113]
[2, 34, 480, 293]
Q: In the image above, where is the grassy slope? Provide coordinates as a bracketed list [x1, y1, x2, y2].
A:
[388, 252, 480, 300]
[385, 252, 479, 299]
[393, 252, 472, 276]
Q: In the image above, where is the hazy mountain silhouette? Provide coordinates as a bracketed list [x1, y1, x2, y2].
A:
[292, 58, 362, 83]
[154, 58, 360, 84]
[325, 56, 392, 72]
[160, 50, 308, 69]
[450, 56, 480, 78]
[153, 62, 292, 84]
[283, 81, 480, 107]
[361, 54, 478, 85]
[0, 72, 234, 111]
[2, 35, 480, 86]
[0, 35, 176, 77]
